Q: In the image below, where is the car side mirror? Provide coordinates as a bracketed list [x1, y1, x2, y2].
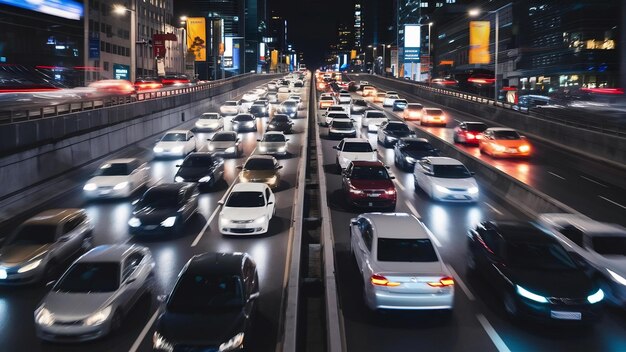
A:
[132, 199, 139, 206]
[257, 139, 261, 142]
[390, 176, 396, 179]
[267, 202, 274, 206]
[470, 171, 476, 176]
[217, 200, 225, 206]
[385, 166, 391, 169]
[175, 164, 181, 167]
[350, 218, 358, 226]
[286, 139, 290, 142]
[319, 122, 328, 127]
[236, 165, 243, 170]
[277, 165, 283, 169]
[248, 292, 260, 301]
[332, 146, 338, 150]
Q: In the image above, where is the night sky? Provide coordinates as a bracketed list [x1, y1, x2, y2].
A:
[174, 0, 358, 68]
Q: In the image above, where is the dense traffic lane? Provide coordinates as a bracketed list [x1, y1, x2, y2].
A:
[0, 81, 309, 352]
[355, 79, 626, 227]
[316, 97, 626, 351]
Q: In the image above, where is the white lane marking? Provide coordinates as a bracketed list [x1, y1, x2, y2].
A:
[190, 206, 220, 247]
[476, 314, 512, 352]
[484, 202, 503, 216]
[599, 196, 626, 210]
[404, 199, 421, 219]
[580, 175, 608, 188]
[548, 171, 565, 180]
[446, 265, 475, 301]
[393, 178, 406, 192]
[128, 310, 160, 352]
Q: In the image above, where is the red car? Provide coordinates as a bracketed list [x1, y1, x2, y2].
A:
[342, 161, 396, 210]
[453, 121, 488, 145]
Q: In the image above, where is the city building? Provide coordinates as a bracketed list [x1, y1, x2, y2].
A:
[354, 2, 364, 53]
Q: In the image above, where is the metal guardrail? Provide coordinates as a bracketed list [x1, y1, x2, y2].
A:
[0, 73, 260, 124]
[353, 74, 626, 137]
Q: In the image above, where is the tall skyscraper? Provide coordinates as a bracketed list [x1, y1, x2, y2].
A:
[354, 2, 363, 53]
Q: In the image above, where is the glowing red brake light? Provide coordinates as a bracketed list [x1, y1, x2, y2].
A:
[371, 274, 400, 287]
[427, 276, 455, 287]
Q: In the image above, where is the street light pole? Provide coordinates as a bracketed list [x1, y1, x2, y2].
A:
[381, 44, 386, 76]
[428, 22, 433, 83]
[113, 3, 137, 82]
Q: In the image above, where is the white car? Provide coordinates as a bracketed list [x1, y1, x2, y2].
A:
[257, 131, 289, 156]
[267, 81, 278, 90]
[334, 138, 377, 170]
[219, 100, 241, 116]
[242, 91, 259, 102]
[538, 214, 626, 306]
[277, 86, 291, 102]
[350, 212, 454, 311]
[153, 130, 197, 158]
[383, 93, 400, 107]
[288, 94, 303, 109]
[83, 159, 149, 199]
[206, 131, 242, 157]
[362, 110, 388, 131]
[325, 112, 350, 125]
[219, 182, 276, 235]
[413, 157, 479, 202]
[338, 93, 352, 105]
[194, 112, 224, 131]
[319, 95, 336, 109]
[323, 105, 348, 118]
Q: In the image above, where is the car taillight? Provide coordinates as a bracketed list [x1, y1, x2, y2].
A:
[466, 133, 475, 139]
[371, 274, 400, 287]
[385, 188, 396, 195]
[427, 276, 454, 287]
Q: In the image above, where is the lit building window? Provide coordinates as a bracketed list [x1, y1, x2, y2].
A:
[421, 2, 429, 7]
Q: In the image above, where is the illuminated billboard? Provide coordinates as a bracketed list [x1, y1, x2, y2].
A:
[469, 21, 491, 64]
[404, 25, 421, 63]
[0, 0, 83, 20]
[186, 18, 207, 62]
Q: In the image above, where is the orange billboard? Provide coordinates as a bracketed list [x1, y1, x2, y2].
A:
[469, 21, 490, 64]
[186, 17, 206, 62]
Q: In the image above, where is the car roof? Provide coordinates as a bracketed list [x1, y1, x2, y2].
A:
[486, 221, 554, 243]
[102, 158, 137, 164]
[165, 129, 189, 134]
[424, 108, 442, 111]
[201, 112, 220, 115]
[264, 131, 284, 136]
[386, 120, 406, 125]
[331, 118, 353, 123]
[364, 110, 385, 115]
[24, 209, 85, 225]
[186, 252, 248, 275]
[146, 182, 193, 193]
[342, 137, 369, 143]
[540, 214, 626, 237]
[231, 182, 268, 192]
[350, 160, 385, 167]
[185, 152, 213, 158]
[400, 137, 429, 143]
[423, 156, 464, 165]
[79, 244, 143, 263]
[486, 127, 516, 132]
[320, 96, 334, 99]
[362, 213, 429, 239]
[214, 131, 237, 136]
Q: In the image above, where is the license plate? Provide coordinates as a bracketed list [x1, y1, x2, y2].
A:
[100, 190, 111, 195]
[368, 193, 381, 197]
[144, 225, 158, 230]
[550, 311, 581, 320]
[506, 148, 518, 153]
[453, 194, 466, 199]
[0, 269, 6, 279]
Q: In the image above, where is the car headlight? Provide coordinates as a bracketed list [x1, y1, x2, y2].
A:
[468, 186, 479, 194]
[516, 285, 548, 303]
[83, 183, 97, 191]
[405, 156, 417, 163]
[199, 176, 212, 183]
[225, 146, 236, 153]
[172, 146, 184, 153]
[114, 181, 129, 190]
[35, 306, 55, 326]
[259, 146, 267, 152]
[175, 176, 184, 182]
[268, 176, 278, 185]
[349, 188, 364, 195]
[435, 185, 451, 194]
[18, 259, 42, 273]
[153, 147, 164, 153]
[153, 332, 174, 352]
[161, 216, 177, 228]
[208, 145, 215, 151]
[277, 146, 286, 152]
[493, 144, 506, 152]
[607, 269, 626, 286]
[518, 144, 530, 153]
[219, 332, 244, 352]
[84, 306, 112, 326]
[587, 288, 604, 304]
[254, 216, 267, 224]
[128, 217, 141, 227]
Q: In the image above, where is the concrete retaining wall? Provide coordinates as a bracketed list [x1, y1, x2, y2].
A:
[352, 74, 626, 167]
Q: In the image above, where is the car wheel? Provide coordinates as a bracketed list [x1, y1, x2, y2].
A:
[503, 292, 519, 320]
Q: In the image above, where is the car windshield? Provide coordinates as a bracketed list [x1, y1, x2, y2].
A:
[212, 133, 235, 142]
[328, 113, 349, 118]
[591, 236, 626, 255]
[233, 115, 254, 122]
[407, 104, 422, 109]
[465, 123, 488, 132]
[9, 224, 57, 245]
[263, 134, 286, 142]
[493, 130, 521, 140]
[245, 158, 275, 170]
[386, 123, 410, 132]
[377, 238, 438, 262]
[403, 141, 435, 151]
[54, 263, 120, 293]
[366, 112, 385, 118]
[224, 101, 237, 106]
[272, 116, 289, 122]
[433, 165, 472, 178]
[331, 121, 354, 129]
[168, 274, 244, 313]
[283, 101, 297, 107]
[226, 191, 266, 207]
[250, 105, 264, 111]
[343, 142, 372, 152]
[94, 163, 131, 176]
[182, 155, 213, 167]
[161, 133, 186, 142]
[328, 107, 344, 111]
[354, 100, 367, 106]
[321, 97, 334, 101]
[425, 109, 443, 115]
[200, 114, 220, 120]
[139, 190, 180, 208]
[507, 241, 578, 270]
[350, 166, 390, 180]
[395, 100, 407, 104]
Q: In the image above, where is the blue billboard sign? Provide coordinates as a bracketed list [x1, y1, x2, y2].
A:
[0, 0, 83, 20]
[113, 64, 130, 80]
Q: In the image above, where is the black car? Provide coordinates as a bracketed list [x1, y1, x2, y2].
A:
[249, 103, 269, 118]
[267, 114, 294, 133]
[376, 121, 414, 147]
[174, 153, 225, 190]
[279, 100, 298, 118]
[350, 99, 368, 114]
[467, 221, 604, 322]
[231, 114, 257, 132]
[129, 183, 199, 236]
[153, 252, 259, 351]
[393, 137, 440, 171]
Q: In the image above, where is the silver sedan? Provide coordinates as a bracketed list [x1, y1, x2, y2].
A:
[35, 244, 155, 342]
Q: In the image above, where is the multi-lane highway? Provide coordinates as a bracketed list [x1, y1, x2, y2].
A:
[315, 84, 626, 351]
[0, 78, 310, 351]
